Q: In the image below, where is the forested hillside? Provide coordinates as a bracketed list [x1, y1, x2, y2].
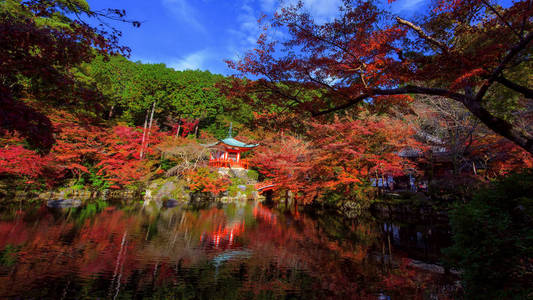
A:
[0, 0, 257, 191]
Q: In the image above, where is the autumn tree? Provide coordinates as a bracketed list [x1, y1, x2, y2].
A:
[96, 125, 167, 189]
[185, 167, 231, 196]
[252, 135, 315, 199]
[409, 95, 532, 177]
[157, 137, 210, 177]
[253, 114, 418, 203]
[0, 0, 137, 151]
[226, 0, 533, 154]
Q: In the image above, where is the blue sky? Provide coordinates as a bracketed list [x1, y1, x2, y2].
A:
[87, 0, 430, 75]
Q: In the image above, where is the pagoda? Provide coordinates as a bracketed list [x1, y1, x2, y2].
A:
[207, 124, 258, 169]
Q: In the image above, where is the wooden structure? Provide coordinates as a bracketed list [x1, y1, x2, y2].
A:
[255, 181, 275, 193]
[207, 124, 258, 169]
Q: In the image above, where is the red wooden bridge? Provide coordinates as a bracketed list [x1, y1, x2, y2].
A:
[255, 181, 275, 193]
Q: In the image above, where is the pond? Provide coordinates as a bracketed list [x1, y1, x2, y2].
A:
[0, 200, 458, 299]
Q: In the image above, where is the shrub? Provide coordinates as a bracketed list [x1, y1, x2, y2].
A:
[444, 169, 533, 299]
[185, 167, 230, 196]
[246, 169, 259, 181]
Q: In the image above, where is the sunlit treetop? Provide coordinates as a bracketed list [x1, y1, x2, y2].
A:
[225, 0, 533, 154]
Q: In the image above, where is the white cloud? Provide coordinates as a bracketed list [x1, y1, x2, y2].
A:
[298, 0, 343, 22]
[161, 0, 206, 33]
[225, 1, 263, 58]
[391, 0, 427, 12]
[168, 49, 211, 70]
[226, 0, 343, 54]
[261, 0, 342, 23]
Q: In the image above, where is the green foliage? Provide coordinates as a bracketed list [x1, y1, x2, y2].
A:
[159, 158, 174, 171]
[74, 200, 108, 224]
[485, 60, 533, 122]
[444, 170, 533, 299]
[246, 169, 259, 181]
[84, 57, 254, 136]
[226, 177, 245, 197]
[0, 245, 19, 267]
[87, 168, 112, 191]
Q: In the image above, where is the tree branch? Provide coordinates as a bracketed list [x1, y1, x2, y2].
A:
[312, 93, 370, 116]
[476, 31, 533, 102]
[495, 75, 533, 99]
[479, 0, 523, 41]
[395, 17, 449, 54]
[312, 85, 533, 153]
[373, 86, 469, 103]
[313, 85, 468, 116]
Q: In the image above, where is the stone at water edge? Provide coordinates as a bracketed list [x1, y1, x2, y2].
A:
[163, 199, 179, 208]
[46, 199, 82, 208]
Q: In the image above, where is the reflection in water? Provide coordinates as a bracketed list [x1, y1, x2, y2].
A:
[0, 201, 458, 299]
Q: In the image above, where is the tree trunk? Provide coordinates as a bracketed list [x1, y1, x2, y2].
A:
[326, 86, 533, 155]
[381, 86, 533, 154]
[176, 114, 182, 138]
[108, 105, 115, 119]
[145, 101, 157, 154]
[265, 190, 273, 205]
[461, 97, 533, 154]
[140, 110, 149, 159]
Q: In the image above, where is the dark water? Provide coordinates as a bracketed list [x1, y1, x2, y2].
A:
[0, 200, 458, 299]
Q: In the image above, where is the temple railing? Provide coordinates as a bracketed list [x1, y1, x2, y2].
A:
[208, 158, 250, 169]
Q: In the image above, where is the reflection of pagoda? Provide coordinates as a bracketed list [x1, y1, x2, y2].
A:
[207, 123, 258, 169]
[200, 220, 246, 249]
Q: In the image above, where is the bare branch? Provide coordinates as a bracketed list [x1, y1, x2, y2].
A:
[395, 17, 449, 54]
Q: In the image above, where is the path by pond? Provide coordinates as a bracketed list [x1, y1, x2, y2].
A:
[0, 200, 459, 299]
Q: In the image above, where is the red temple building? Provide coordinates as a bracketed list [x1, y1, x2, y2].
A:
[207, 124, 258, 169]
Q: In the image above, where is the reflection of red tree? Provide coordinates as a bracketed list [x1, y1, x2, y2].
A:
[240, 204, 450, 299]
[253, 203, 277, 225]
[0, 208, 144, 297]
[76, 208, 140, 278]
[0, 204, 455, 298]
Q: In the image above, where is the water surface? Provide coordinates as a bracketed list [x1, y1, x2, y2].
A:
[0, 200, 457, 299]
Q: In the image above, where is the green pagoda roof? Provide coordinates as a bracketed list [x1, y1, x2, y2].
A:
[204, 123, 259, 149]
[218, 137, 258, 148]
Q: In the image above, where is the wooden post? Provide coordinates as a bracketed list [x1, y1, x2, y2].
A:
[176, 115, 182, 138]
[108, 105, 115, 119]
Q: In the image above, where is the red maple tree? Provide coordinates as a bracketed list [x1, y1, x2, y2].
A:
[226, 0, 533, 154]
[252, 115, 418, 202]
